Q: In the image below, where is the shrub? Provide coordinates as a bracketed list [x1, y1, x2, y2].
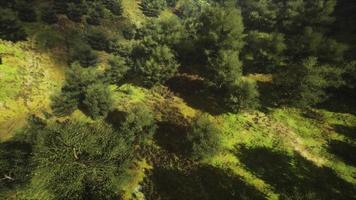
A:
[120, 105, 157, 145]
[187, 114, 222, 159]
[224, 79, 260, 113]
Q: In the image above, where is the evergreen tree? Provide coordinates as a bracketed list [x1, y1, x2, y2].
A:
[224, 79, 260, 112]
[103, 0, 123, 16]
[134, 43, 179, 87]
[0, 13, 27, 41]
[31, 121, 134, 200]
[195, 5, 245, 84]
[17, 4, 37, 22]
[83, 83, 113, 119]
[275, 57, 344, 107]
[105, 55, 128, 85]
[41, 7, 58, 24]
[206, 49, 242, 88]
[120, 105, 157, 145]
[51, 63, 99, 116]
[140, 0, 167, 17]
[70, 44, 98, 67]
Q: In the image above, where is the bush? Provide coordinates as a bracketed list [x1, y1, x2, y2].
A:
[120, 105, 157, 145]
[140, 0, 167, 17]
[83, 83, 114, 119]
[224, 79, 260, 113]
[187, 114, 222, 159]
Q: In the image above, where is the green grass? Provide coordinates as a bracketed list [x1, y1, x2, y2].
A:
[0, 40, 64, 141]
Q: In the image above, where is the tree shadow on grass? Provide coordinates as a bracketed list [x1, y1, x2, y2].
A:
[154, 121, 190, 156]
[142, 165, 265, 200]
[0, 141, 32, 191]
[166, 75, 227, 115]
[328, 140, 356, 167]
[333, 124, 356, 140]
[105, 109, 127, 130]
[316, 88, 356, 115]
[237, 146, 356, 200]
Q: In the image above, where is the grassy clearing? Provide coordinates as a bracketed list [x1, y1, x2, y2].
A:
[122, 0, 147, 26]
[0, 40, 64, 141]
[114, 77, 355, 199]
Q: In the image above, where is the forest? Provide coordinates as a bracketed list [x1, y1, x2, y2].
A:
[0, 0, 355, 199]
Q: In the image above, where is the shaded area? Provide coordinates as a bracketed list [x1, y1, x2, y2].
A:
[237, 146, 356, 200]
[142, 165, 265, 200]
[328, 140, 356, 167]
[255, 81, 279, 109]
[333, 124, 356, 140]
[317, 88, 356, 115]
[105, 109, 127, 130]
[166, 75, 226, 115]
[155, 121, 190, 156]
[0, 141, 32, 191]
